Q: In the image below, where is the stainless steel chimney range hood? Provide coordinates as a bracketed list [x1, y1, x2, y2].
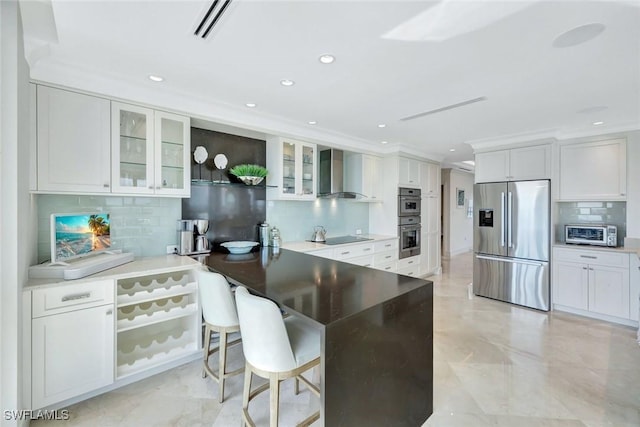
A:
[318, 149, 360, 199]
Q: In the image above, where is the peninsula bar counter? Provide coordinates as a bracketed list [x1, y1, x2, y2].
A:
[205, 247, 433, 426]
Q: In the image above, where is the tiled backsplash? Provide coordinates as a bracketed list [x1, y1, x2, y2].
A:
[37, 195, 181, 263]
[555, 201, 626, 245]
[267, 199, 369, 242]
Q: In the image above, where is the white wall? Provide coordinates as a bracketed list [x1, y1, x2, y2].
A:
[441, 169, 474, 257]
[1, 1, 33, 423]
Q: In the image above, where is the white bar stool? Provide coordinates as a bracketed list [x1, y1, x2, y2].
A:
[198, 270, 243, 403]
[234, 286, 321, 427]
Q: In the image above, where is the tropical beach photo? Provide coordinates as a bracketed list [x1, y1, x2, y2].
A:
[55, 213, 110, 261]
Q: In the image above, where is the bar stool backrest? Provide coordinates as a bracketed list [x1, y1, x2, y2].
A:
[198, 271, 239, 328]
[235, 286, 297, 372]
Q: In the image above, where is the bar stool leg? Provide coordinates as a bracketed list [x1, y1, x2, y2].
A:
[202, 324, 212, 379]
[241, 363, 252, 427]
[218, 331, 228, 403]
[269, 375, 280, 427]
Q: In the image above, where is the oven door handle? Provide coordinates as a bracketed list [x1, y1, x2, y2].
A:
[400, 225, 421, 231]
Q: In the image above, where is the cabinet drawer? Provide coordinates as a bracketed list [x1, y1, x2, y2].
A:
[32, 279, 115, 318]
[397, 256, 420, 270]
[307, 248, 334, 259]
[397, 265, 419, 277]
[374, 239, 398, 253]
[374, 250, 398, 265]
[553, 248, 629, 268]
[375, 261, 397, 273]
[344, 255, 374, 267]
[333, 243, 374, 259]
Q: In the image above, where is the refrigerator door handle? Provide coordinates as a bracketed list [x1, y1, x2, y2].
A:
[475, 254, 546, 267]
[500, 192, 505, 247]
[508, 191, 513, 248]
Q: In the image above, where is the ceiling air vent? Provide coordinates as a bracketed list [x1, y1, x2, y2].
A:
[194, 0, 233, 39]
[401, 96, 487, 121]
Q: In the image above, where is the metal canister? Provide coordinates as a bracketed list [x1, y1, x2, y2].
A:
[259, 222, 270, 246]
[270, 226, 281, 248]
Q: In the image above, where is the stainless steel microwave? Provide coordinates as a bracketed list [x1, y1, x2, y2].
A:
[565, 224, 617, 247]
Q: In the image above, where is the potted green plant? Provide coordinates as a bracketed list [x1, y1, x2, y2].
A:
[229, 164, 268, 185]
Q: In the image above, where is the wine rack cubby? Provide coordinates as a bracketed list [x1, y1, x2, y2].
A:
[115, 270, 199, 378]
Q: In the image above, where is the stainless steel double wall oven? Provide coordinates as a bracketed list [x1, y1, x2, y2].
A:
[398, 187, 421, 259]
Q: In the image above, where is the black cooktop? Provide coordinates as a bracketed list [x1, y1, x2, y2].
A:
[309, 236, 373, 245]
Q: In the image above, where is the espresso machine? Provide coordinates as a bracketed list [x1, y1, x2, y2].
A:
[177, 219, 210, 255]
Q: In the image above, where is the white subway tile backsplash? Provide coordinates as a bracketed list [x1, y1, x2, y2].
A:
[37, 194, 181, 262]
[556, 201, 626, 246]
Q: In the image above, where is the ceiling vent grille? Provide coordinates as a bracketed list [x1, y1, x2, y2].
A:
[194, 0, 233, 39]
[400, 96, 487, 121]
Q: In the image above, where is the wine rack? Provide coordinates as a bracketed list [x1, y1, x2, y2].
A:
[115, 270, 199, 378]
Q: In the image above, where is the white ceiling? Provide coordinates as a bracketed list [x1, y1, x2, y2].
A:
[20, 0, 640, 165]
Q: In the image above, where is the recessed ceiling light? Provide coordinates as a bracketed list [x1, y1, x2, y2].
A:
[308, 121, 317, 125]
[381, 141, 388, 145]
[378, 124, 386, 128]
[319, 54, 335, 64]
[245, 103, 256, 108]
[148, 75, 164, 82]
[553, 23, 605, 48]
[449, 148, 456, 152]
[593, 121, 604, 126]
[280, 79, 295, 86]
[462, 160, 475, 166]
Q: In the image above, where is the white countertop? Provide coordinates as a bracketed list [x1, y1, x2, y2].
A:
[553, 243, 640, 259]
[25, 255, 203, 290]
[282, 234, 397, 253]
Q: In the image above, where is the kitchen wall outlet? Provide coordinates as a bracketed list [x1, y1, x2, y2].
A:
[355, 229, 362, 235]
[166, 245, 178, 254]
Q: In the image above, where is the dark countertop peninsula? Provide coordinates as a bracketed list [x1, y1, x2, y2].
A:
[205, 247, 433, 426]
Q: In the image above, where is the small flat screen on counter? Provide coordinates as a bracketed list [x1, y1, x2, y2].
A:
[479, 209, 493, 227]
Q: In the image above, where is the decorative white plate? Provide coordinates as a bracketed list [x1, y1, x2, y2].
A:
[193, 146, 208, 164]
[221, 241, 259, 254]
[214, 153, 228, 169]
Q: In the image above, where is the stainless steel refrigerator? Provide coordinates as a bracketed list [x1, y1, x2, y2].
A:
[473, 180, 550, 311]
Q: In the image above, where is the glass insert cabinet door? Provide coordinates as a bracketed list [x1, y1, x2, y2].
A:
[154, 111, 190, 196]
[112, 103, 190, 196]
[112, 102, 155, 194]
[278, 140, 316, 199]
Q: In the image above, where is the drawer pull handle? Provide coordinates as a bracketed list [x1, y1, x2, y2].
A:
[385, 267, 391, 270]
[341, 251, 350, 255]
[363, 248, 371, 252]
[408, 261, 414, 264]
[582, 267, 588, 270]
[385, 244, 392, 247]
[61, 292, 91, 302]
[364, 264, 371, 267]
[580, 255, 597, 259]
[385, 255, 391, 259]
[106, 309, 113, 315]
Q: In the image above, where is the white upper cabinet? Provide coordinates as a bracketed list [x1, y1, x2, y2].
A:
[111, 102, 190, 197]
[559, 138, 627, 201]
[421, 162, 440, 197]
[344, 153, 382, 201]
[398, 157, 421, 187]
[266, 137, 317, 200]
[34, 85, 190, 197]
[475, 145, 551, 183]
[37, 85, 111, 193]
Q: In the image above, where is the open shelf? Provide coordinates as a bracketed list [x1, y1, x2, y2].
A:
[191, 179, 276, 188]
[117, 301, 198, 333]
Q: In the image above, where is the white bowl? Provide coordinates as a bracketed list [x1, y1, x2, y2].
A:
[221, 241, 259, 254]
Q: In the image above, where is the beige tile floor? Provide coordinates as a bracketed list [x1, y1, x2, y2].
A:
[33, 252, 640, 427]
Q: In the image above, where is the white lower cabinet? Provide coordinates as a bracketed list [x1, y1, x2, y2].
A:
[304, 238, 399, 271]
[31, 280, 115, 409]
[397, 256, 420, 277]
[25, 260, 202, 410]
[553, 247, 631, 322]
